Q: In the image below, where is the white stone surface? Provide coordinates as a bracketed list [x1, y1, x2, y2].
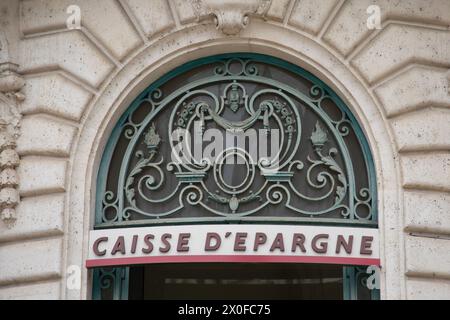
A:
[324, 0, 450, 56]
[404, 190, 450, 235]
[0, 280, 61, 300]
[405, 235, 450, 279]
[390, 108, 450, 152]
[0, 194, 65, 242]
[374, 66, 450, 117]
[401, 152, 450, 192]
[406, 277, 450, 300]
[21, 0, 142, 60]
[126, 0, 175, 38]
[0, 237, 63, 285]
[18, 157, 67, 197]
[173, 0, 197, 23]
[20, 73, 93, 121]
[289, 0, 338, 34]
[19, 31, 115, 88]
[17, 115, 77, 157]
[352, 25, 450, 85]
[266, 0, 291, 21]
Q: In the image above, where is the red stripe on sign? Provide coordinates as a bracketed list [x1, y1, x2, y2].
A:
[86, 255, 380, 268]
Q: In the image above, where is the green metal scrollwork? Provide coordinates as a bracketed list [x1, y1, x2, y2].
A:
[96, 54, 377, 227]
[92, 267, 129, 300]
[343, 266, 380, 300]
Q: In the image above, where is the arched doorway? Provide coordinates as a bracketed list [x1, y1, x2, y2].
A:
[88, 53, 379, 300]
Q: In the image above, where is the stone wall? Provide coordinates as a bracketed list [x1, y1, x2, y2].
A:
[0, 0, 448, 299]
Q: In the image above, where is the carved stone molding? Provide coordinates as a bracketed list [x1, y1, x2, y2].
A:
[191, 0, 272, 35]
[0, 62, 24, 227]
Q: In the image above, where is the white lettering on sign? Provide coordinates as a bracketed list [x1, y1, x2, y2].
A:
[86, 224, 380, 268]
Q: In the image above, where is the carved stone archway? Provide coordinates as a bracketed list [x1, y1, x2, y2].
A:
[65, 22, 402, 299]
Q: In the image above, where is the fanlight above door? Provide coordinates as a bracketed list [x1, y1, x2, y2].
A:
[96, 54, 377, 227]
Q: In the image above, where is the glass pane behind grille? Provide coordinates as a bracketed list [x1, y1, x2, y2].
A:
[128, 263, 344, 300]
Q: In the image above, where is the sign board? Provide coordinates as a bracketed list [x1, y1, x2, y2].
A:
[86, 224, 380, 268]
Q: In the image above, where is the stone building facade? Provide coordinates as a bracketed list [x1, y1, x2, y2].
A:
[0, 0, 449, 299]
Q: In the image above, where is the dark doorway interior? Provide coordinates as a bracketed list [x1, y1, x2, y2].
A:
[128, 263, 344, 300]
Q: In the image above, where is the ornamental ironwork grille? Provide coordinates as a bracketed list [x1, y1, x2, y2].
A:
[96, 54, 377, 228]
